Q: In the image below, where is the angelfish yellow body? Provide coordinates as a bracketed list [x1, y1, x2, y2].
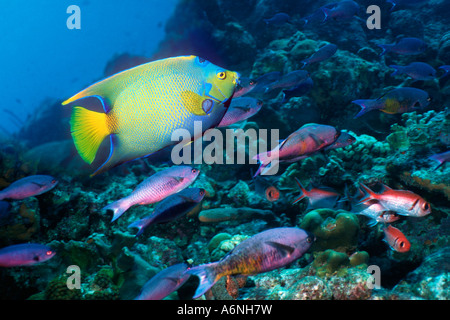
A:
[62, 55, 239, 176]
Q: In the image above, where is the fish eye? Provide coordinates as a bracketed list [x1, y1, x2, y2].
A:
[191, 168, 197, 174]
[423, 202, 429, 210]
[46, 250, 53, 256]
[306, 237, 313, 243]
[249, 79, 256, 85]
[399, 242, 405, 248]
[51, 179, 57, 184]
[217, 71, 226, 80]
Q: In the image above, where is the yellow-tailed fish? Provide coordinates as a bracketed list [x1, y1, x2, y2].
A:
[62, 55, 240, 176]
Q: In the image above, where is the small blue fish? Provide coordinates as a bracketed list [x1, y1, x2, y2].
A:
[234, 77, 257, 98]
[264, 13, 291, 26]
[250, 72, 282, 95]
[390, 62, 437, 81]
[322, 1, 360, 22]
[281, 77, 314, 103]
[378, 37, 427, 56]
[265, 70, 310, 93]
[0, 243, 55, 267]
[439, 65, 450, 78]
[135, 263, 190, 300]
[386, 0, 427, 11]
[128, 188, 205, 236]
[302, 44, 338, 68]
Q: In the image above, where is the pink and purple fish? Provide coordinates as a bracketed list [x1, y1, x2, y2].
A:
[378, 37, 427, 56]
[301, 43, 337, 68]
[0, 243, 55, 267]
[135, 263, 190, 300]
[103, 166, 200, 222]
[128, 188, 205, 236]
[0, 175, 58, 201]
[218, 97, 263, 127]
[428, 150, 450, 169]
[186, 227, 314, 299]
[390, 62, 437, 81]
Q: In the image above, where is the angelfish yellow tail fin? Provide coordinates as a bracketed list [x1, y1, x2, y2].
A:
[70, 106, 111, 164]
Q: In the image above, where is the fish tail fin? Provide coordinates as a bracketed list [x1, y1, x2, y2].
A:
[69, 106, 112, 165]
[103, 198, 131, 222]
[389, 65, 403, 76]
[356, 183, 377, 204]
[321, 8, 330, 21]
[292, 178, 308, 204]
[128, 217, 153, 237]
[378, 44, 392, 56]
[186, 263, 220, 299]
[352, 99, 376, 118]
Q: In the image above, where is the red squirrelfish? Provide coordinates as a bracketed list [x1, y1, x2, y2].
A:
[357, 183, 431, 217]
[128, 188, 205, 236]
[186, 227, 314, 298]
[135, 263, 190, 300]
[383, 225, 411, 253]
[253, 123, 340, 176]
[103, 166, 200, 222]
[0, 243, 55, 267]
[292, 178, 340, 210]
[0, 175, 58, 201]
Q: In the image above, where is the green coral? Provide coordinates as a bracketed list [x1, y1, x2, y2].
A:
[299, 209, 360, 252]
[312, 249, 370, 277]
[44, 275, 83, 300]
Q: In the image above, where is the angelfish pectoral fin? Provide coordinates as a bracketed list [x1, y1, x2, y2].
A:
[180, 91, 213, 116]
[265, 241, 295, 256]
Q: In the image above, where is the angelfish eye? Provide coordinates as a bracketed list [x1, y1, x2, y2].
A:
[217, 71, 226, 80]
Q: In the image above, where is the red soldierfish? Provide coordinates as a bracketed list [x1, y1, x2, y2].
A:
[135, 263, 190, 300]
[253, 123, 340, 176]
[128, 188, 205, 236]
[0, 243, 55, 267]
[292, 178, 340, 210]
[186, 227, 314, 299]
[383, 225, 411, 253]
[0, 175, 58, 201]
[358, 183, 431, 217]
[103, 166, 200, 222]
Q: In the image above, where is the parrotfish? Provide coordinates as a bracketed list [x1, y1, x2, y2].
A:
[390, 62, 437, 81]
[322, 1, 360, 22]
[128, 187, 205, 236]
[357, 183, 431, 217]
[62, 55, 239, 176]
[281, 77, 314, 103]
[103, 166, 200, 222]
[264, 70, 310, 93]
[253, 123, 340, 176]
[234, 77, 257, 98]
[218, 97, 263, 127]
[428, 150, 450, 169]
[301, 44, 338, 68]
[186, 227, 314, 299]
[0, 175, 58, 201]
[135, 263, 190, 300]
[352, 87, 430, 118]
[0, 243, 55, 267]
[383, 225, 410, 253]
[378, 37, 427, 56]
[292, 178, 341, 210]
[263, 13, 291, 25]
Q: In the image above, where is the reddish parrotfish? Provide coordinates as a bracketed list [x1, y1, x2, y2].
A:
[378, 37, 427, 56]
[357, 183, 431, 217]
[322, 1, 360, 22]
[264, 70, 310, 93]
[186, 227, 314, 299]
[135, 263, 190, 300]
[234, 77, 257, 98]
[103, 166, 200, 222]
[0, 243, 55, 267]
[0, 175, 58, 201]
[383, 225, 410, 253]
[128, 187, 205, 236]
[390, 62, 437, 81]
[292, 178, 341, 210]
[253, 123, 340, 176]
[218, 97, 263, 127]
[352, 87, 430, 118]
[301, 44, 337, 69]
[62, 55, 239, 176]
[428, 150, 450, 169]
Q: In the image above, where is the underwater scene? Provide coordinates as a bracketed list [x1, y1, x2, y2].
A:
[0, 0, 448, 303]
